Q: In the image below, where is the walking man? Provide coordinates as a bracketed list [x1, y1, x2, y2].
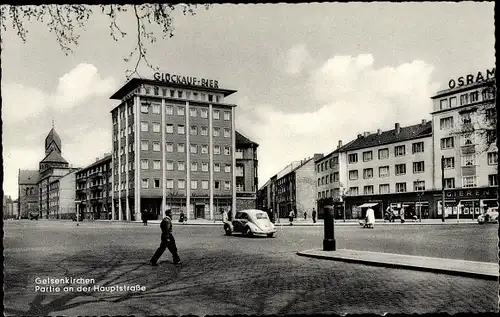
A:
[312, 208, 317, 223]
[141, 208, 148, 226]
[150, 209, 181, 266]
[289, 208, 295, 226]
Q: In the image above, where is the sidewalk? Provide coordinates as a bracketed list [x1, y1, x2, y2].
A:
[297, 249, 498, 281]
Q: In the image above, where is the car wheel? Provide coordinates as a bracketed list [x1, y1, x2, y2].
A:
[245, 227, 253, 237]
[224, 225, 232, 236]
[267, 233, 276, 238]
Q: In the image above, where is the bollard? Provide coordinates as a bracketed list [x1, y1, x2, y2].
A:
[323, 205, 336, 251]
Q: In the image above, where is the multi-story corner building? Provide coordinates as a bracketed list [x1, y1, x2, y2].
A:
[109, 74, 237, 221]
[431, 68, 497, 218]
[48, 170, 78, 219]
[38, 127, 78, 218]
[340, 121, 434, 219]
[18, 169, 39, 218]
[257, 179, 270, 211]
[75, 154, 112, 220]
[235, 131, 259, 211]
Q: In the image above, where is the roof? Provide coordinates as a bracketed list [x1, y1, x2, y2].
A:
[340, 121, 432, 152]
[77, 154, 112, 173]
[315, 139, 358, 163]
[431, 78, 495, 99]
[19, 170, 39, 184]
[40, 150, 69, 164]
[235, 131, 259, 147]
[110, 77, 238, 100]
[45, 127, 62, 150]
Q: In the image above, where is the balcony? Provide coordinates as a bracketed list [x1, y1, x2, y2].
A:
[89, 171, 103, 179]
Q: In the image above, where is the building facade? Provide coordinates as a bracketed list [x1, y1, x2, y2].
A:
[3, 195, 16, 219]
[18, 170, 39, 218]
[431, 69, 497, 218]
[49, 170, 78, 219]
[235, 131, 259, 211]
[75, 154, 112, 220]
[110, 75, 238, 221]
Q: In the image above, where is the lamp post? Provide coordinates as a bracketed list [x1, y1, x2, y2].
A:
[441, 155, 446, 222]
[323, 205, 336, 251]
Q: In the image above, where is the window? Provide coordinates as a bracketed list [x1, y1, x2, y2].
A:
[487, 130, 496, 143]
[379, 166, 389, 177]
[440, 137, 454, 149]
[333, 172, 339, 182]
[177, 106, 185, 116]
[443, 157, 455, 169]
[165, 160, 174, 170]
[213, 110, 220, 120]
[413, 161, 425, 173]
[225, 164, 231, 173]
[166, 179, 174, 189]
[190, 108, 197, 117]
[190, 144, 198, 154]
[214, 163, 221, 172]
[224, 181, 231, 190]
[208, 94, 213, 102]
[140, 121, 149, 132]
[461, 154, 476, 166]
[162, 88, 168, 96]
[378, 148, 389, 160]
[202, 180, 209, 190]
[449, 96, 457, 107]
[166, 124, 173, 134]
[488, 174, 498, 187]
[440, 117, 454, 130]
[486, 108, 496, 121]
[396, 182, 407, 193]
[412, 142, 425, 154]
[444, 178, 455, 189]
[201, 126, 208, 136]
[394, 145, 405, 157]
[348, 153, 358, 164]
[166, 143, 173, 152]
[202, 162, 209, 172]
[153, 160, 161, 170]
[363, 168, 373, 179]
[236, 165, 244, 177]
[224, 146, 231, 155]
[166, 105, 173, 115]
[214, 145, 221, 155]
[395, 164, 406, 175]
[191, 162, 198, 172]
[201, 109, 208, 118]
[363, 151, 373, 162]
[224, 128, 231, 138]
[177, 143, 185, 153]
[154, 179, 161, 188]
[379, 184, 390, 194]
[177, 125, 185, 135]
[440, 99, 448, 110]
[461, 112, 472, 125]
[470, 91, 479, 103]
[141, 140, 149, 151]
[201, 93, 206, 101]
[349, 170, 358, 180]
[153, 122, 161, 133]
[214, 180, 220, 190]
[487, 152, 497, 165]
[190, 125, 198, 135]
[190, 180, 198, 189]
[462, 176, 477, 188]
[153, 141, 160, 152]
[363, 185, 374, 195]
[482, 88, 495, 100]
[178, 180, 185, 189]
[152, 104, 161, 114]
[178, 161, 185, 171]
[200, 144, 208, 154]
[141, 159, 149, 169]
[332, 156, 339, 165]
[349, 187, 359, 196]
[141, 178, 149, 189]
[141, 103, 149, 113]
[213, 127, 220, 137]
[460, 94, 468, 105]
[413, 180, 425, 191]
[224, 111, 231, 120]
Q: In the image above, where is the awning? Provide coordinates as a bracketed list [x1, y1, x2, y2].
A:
[358, 203, 378, 208]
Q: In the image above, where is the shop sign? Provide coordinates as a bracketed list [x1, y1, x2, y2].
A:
[153, 72, 219, 89]
[448, 68, 495, 89]
[444, 188, 496, 199]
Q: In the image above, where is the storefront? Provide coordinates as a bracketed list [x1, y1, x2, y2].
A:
[435, 187, 498, 219]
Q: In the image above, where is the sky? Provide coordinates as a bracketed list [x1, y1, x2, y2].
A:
[1, 2, 495, 199]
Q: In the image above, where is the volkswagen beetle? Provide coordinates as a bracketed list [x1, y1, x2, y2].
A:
[224, 209, 276, 237]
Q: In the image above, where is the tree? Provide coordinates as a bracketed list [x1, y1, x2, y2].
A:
[0, 4, 210, 78]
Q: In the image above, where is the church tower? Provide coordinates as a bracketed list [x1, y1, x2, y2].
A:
[39, 123, 69, 171]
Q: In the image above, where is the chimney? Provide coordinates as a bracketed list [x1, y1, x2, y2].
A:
[357, 133, 363, 139]
[95, 157, 100, 162]
[377, 129, 382, 135]
[395, 123, 400, 134]
[421, 119, 427, 125]
[313, 153, 324, 161]
[363, 131, 370, 137]
[337, 140, 343, 149]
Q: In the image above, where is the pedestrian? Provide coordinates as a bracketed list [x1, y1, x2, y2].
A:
[150, 209, 181, 266]
[303, 211, 307, 220]
[222, 208, 228, 223]
[141, 208, 148, 226]
[179, 210, 185, 224]
[400, 207, 405, 223]
[366, 207, 375, 229]
[312, 208, 317, 223]
[288, 209, 295, 226]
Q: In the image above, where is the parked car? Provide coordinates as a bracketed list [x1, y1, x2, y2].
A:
[224, 209, 277, 238]
[29, 211, 39, 220]
[478, 207, 498, 224]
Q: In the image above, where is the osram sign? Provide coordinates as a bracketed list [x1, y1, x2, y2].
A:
[448, 68, 495, 89]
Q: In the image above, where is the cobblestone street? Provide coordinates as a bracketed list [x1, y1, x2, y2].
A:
[4, 220, 498, 315]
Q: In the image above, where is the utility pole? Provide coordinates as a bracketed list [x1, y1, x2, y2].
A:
[441, 155, 446, 222]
